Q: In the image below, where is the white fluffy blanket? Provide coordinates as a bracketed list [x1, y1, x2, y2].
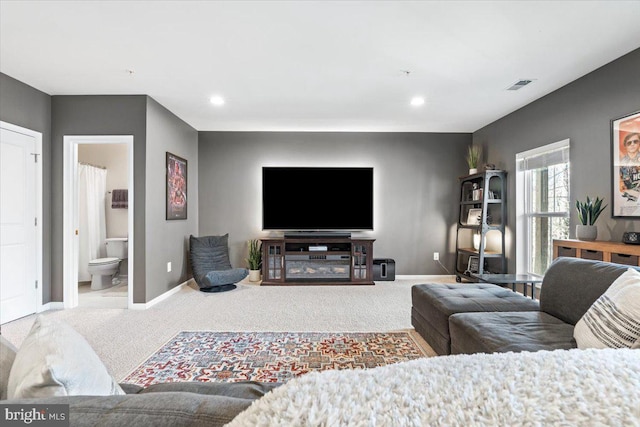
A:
[228, 349, 640, 426]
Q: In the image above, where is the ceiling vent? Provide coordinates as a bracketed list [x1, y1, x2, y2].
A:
[507, 79, 533, 90]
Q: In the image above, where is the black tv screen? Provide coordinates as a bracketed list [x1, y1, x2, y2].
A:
[262, 167, 374, 230]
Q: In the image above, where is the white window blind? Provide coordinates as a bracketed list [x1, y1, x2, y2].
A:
[517, 140, 570, 172]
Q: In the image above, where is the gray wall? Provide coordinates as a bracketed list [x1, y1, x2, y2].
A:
[52, 95, 148, 302]
[473, 47, 640, 272]
[51, 95, 198, 303]
[198, 132, 470, 274]
[0, 73, 52, 303]
[145, 97, 198, 301]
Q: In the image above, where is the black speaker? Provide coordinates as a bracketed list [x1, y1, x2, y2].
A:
[373, 258, 395, 281]
[623, 232, 640, 244]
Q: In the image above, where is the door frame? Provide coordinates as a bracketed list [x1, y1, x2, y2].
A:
[0, 121, 43, 315]
[63, 135, 134, 309]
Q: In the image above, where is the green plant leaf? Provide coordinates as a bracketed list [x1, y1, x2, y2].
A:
[575, 196, 607, 226]
[246, 239, 262, 270]
[466, 145, 481, 169]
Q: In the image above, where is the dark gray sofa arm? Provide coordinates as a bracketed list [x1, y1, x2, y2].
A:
[540, 257, 636, 325]
[137, 380, 280, 398]
[5, 382, 280, 427]
[119, 383, 144, 394]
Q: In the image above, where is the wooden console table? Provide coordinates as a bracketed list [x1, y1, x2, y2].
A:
[261, 237, 375, 286]
[553, 239, 640, 266]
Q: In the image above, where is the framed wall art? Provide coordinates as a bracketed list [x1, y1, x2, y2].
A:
[466, 256, 479, 274]
[466, 208, 482, 225]
[612, 110, 640, 217]
[166, 152, 187, 220]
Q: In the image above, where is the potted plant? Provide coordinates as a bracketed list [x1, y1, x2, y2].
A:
[246, 239, 262, 282]
[466, 145, 481, 175]
[575, 196, 607, 241]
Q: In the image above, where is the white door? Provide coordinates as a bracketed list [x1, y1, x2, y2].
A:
[1, 127, 38, 324]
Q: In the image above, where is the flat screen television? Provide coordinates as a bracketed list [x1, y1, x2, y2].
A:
[262, 167, 374, 231]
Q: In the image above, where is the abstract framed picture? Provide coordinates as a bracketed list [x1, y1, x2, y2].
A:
[466, 208, 482, 225]
[612, 110, 640, 217]
[166, 152, 187, 220]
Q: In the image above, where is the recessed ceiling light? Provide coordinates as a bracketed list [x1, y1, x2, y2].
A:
[210, 96, 225, 106]
[410, 96, 425, 107]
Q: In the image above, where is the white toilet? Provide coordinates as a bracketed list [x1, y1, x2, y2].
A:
[88, 237, 128, 290]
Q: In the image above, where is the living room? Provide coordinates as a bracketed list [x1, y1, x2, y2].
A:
[1, 18, 639, 308]
[1, 1, 640, 425]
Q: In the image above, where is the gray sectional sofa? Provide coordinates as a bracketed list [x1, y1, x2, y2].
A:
[412, 257, 633, 355]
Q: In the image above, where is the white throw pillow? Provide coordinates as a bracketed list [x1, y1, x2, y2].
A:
[574, 268, 640, 349]
[0, 336, 18, 400]
[7, 316, 124, 398]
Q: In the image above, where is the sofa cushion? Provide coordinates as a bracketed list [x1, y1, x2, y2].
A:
[540, 257, 634, 325]
[7, 316, 124, 399]
[449, 311, 576, 354]
[411, 283, 539, 355]
[574, 267, 640, 349]
[0, 335, 18, 400]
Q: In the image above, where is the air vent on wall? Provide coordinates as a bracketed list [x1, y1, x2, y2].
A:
[507, 79, 533, 90]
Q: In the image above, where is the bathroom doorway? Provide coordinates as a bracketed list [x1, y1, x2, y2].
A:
[78, 144, 128, 308]
[63, 136, 134, 309]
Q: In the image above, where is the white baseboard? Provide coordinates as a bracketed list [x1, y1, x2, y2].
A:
[129, 279, 194, 310]
[396, 274, 455, 280]
[38, 302, 64, 312]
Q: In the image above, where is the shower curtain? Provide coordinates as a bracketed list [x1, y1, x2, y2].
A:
[78, 164, 108, 282]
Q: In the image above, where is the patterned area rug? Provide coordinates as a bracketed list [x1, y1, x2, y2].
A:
[123, 331, 428, 386]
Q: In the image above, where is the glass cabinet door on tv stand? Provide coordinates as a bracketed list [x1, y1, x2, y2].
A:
[455, 170, 507, 282]
[351, 240, 373, 282]
[262, 239, 285, 284]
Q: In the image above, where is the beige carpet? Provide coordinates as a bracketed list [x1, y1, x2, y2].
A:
[0, 276, 453, 381]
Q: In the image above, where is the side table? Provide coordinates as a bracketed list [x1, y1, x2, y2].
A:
[470, 273, 543, 300]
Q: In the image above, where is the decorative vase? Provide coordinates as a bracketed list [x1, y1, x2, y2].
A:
[469, 168, 478, 175]
[576, 225, 597, 241]
[248, 269, 261, 282]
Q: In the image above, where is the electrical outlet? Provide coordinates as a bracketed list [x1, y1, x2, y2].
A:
[167, 262, 172, 272]
[433, 252, 439, 261]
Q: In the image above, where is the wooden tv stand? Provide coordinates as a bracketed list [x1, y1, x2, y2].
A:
[260, 236, 375, 286]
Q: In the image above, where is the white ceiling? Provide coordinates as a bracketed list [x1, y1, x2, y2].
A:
[2, 1, 640, 132]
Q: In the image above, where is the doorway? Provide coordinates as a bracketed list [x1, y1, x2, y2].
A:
[0, 121, 43, 324]
[63, 135, 134, 309]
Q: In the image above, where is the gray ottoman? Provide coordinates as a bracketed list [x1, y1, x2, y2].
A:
[411, 283, 540, 355]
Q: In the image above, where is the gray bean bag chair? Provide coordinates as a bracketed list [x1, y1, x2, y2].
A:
[189, 234, 248, 292]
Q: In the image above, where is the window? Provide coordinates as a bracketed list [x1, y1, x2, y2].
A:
[516, 140, 570, 276]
